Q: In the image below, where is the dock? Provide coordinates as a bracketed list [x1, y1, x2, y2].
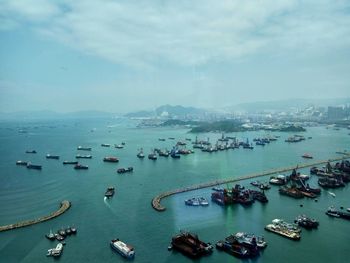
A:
[151, 155, 350, 212]
[0, 200, 71, 232]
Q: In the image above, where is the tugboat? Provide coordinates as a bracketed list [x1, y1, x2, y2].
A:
[110, 238, 135, 259]
[45, 229, 56, 240]
[103, 157, 119, 163]
[46, 243, 64, 257]
[16, 160, 28, 166]
[105, 187, 115, 198]
[74, 164, 88, 170]
[26, 163, 42, 170]
[46, 154, 60, 159]
[76, 154, 92, 159]
[171, 231, 213, 258]
[137, 148, 145, 159]
[77, 146, 91, 151]
[294, 215, 319, 229]
[63, 161, 78, 165]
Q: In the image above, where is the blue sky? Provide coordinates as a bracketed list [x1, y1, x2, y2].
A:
[0, 0, 350, 113]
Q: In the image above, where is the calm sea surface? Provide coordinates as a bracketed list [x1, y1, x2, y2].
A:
[0, 118, 349, 263]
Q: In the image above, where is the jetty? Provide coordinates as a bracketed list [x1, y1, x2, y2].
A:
[152, 155, 350, 212]
[0, 200, 71, 232]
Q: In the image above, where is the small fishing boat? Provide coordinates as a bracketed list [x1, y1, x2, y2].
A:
[105, 187, 115, 198]
[45, 229, 56, 240]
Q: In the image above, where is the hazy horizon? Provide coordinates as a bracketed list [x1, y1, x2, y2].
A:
[1, 1, 350, 113]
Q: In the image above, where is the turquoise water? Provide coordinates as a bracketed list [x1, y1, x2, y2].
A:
[0, 118, 349, 263]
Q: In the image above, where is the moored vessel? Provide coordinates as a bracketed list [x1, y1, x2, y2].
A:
[294, 215, 319, 229]
[76, 154, 92, 159]
[117, 167, 133, 174]
[103, 156, 119, 163]
[77, 146, 91, 151]
[63, 161, 78, 165]
[46, 154, 60, 159]
[74, 164, 88, 170]
[46, 243, 63, 257]
[26, 163, 42, 170]
[16, 160, 28, 166]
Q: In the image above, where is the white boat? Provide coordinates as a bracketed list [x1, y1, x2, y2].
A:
[328, 191, 336, 197]
[110, 239, 135, 259]
[47, 243, 63, 257]
[198, 197, 209, 206]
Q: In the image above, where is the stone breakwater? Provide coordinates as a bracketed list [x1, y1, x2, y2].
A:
[0, 200, 71, 232]
[151, 156, 350, 212]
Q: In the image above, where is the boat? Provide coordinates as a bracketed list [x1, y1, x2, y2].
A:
[171, 231, 213, 258]
[231, 232, 267, 249]
[137, 148, 145, 159]
[74, 164, 88, 170]
[326, 206, 340, 217]
[302, 153, 313, 159]
[77, 146, 91, 151]
[76, 154, 92, 159]
[46, 243, 63, 257]
[103, 157, 119, 163]
[269, 175, 288, 185]
[45, 229, 56, 240]
[264, 223, 300, 240]
[26, 163, 42, 170]
[115, 144, 124, 149]
[184, 198, 200, 206]
[25, 150, 37, 154]
[347, 208, 350, 213]
[101, 143, 110, 147]
[63, 161, 78, 165]
[16, 160, 28, 166]
[158, 138, 166, 141]
[46, 154, 60, 159]
[65, 227, 72, 236]
[271, 219, 301, 233]
[117, 167, 133, 174]
[216, 240, 250, 258]
[148, 152, 157, 160]
[198, 197, 209, 206]
[105, 187, 115, 198]
[294, 215, 319, 229]
[110, 239, 135, 259]
[55, 234, 65, 241]
[168, 137, 175, 140]
[279, 186, 304, 199]
[70, 226, 77, 234]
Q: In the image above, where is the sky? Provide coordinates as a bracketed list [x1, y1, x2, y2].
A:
[0, 0, 350, 113]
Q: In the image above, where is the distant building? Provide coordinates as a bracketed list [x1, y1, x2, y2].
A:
[327, 106, 345, 120]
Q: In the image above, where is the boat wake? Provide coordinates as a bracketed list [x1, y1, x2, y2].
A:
[328, 191, 336, 197]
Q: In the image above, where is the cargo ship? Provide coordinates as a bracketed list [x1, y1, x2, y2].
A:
[110, 239, 135, 259]
[170, 231, 213, 258]
[117, 167, 133, 174]
[63, 161, 78, 165]
[264, 221, 301, 240]
[74, 164, 88, 170]
[16, 160, 28, 166]
[27, 163, 42, 170]
[77, 146, 91, 151]
[103, 157, 119, 163]
[76, 154, 92, 159]
[46, 154, 60, 159]
[101, 143, 110, 147]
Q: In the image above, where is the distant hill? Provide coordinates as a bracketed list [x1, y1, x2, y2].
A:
[229, 98, 350, 112]
[125, 104, 207, 118]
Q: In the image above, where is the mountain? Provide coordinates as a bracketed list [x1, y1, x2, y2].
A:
[125, 104, 207, 118]
[228, 98, 350, 112]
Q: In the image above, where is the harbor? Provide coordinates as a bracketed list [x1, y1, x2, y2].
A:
[152, 155, 350, 211]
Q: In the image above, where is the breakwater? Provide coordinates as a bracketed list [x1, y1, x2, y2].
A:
[152, 156, 350, 212]
[0, 200, 71, 232]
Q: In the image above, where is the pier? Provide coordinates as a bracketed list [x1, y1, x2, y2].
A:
[0, 200, 71, 232]
[152, 156, 350, 212]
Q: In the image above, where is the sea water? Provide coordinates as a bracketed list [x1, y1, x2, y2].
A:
[0, 118, 349, 262]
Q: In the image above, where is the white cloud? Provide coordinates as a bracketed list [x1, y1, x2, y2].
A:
[1, 0, 350, 67]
